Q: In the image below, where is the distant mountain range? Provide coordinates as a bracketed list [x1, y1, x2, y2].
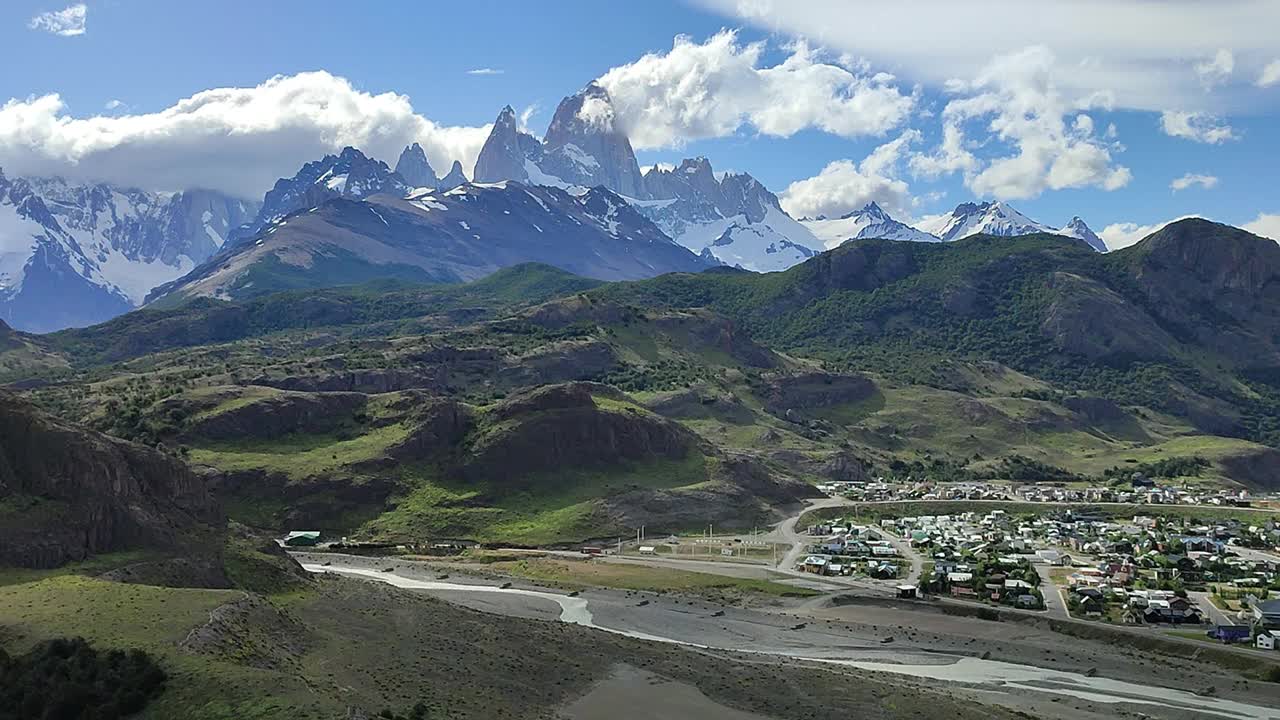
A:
[0, 79, 1128, 331]
[0, 170, 257, 332]
[147, 170, 712, 304]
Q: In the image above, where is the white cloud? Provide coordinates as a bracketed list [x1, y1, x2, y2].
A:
[28, 3, 86, 37]
[1170, 173, 1218, 192]
[911, 46, 1130, 201]
[0, 71, 490, 199]
[1194, 49, 1234, 89]
[594, 30, 915, 149]
[1099, 216, 1197, 250]
[103, 99, 125, 111]
[1259, 61, 1280, 88]
[695, 0, 1280, 112]
[1243, 212, 1280, 241]
[779, 130, 920, 219]
[466, 68, 504, 76]
[1159, 111, 1238, 144]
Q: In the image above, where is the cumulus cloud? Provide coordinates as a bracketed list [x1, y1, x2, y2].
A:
[1170, 173, 1218, 192]
[593, 31, 915, 149]
[779, 130, 920, 220]
[1244, 212, 1280, 241]
[466, 68, 504, 76]
[1159, 111, 1238, 144]
[910, 46, 1130, 201]
[1259, 61, 1280, 88]
[0, 71, 490, 199]
[1099, 216, 1198, 250]
[695, 0, 1280, 112]
[1194, 49, 1234, 89]
[29, 3, 86, 37]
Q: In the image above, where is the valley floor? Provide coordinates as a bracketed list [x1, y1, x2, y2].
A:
[294, 551, 1280, 720]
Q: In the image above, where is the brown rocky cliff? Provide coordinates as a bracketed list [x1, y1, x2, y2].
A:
[0, 392, 222, 568]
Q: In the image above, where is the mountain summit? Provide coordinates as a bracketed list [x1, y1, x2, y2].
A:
[394, 143, 439, 189]
[1057, 216, 1108, 252]
[801, 202, 940, 249]
[540, 83, 648, 198]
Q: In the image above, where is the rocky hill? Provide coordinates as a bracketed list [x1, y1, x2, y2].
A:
[0, 392, 222, 568]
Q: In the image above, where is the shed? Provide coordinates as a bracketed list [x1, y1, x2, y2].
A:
[284, 530, 321, 547]
[638, 546, 656, 555]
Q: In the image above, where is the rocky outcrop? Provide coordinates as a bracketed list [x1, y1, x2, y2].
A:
[183, 390, 369, 441]
[1040, 272, 1177, 362]
[0, 392, 222, 568]
[387, 399, 474, 461]
[463, 383, 699, 485]
[762, 372, 876, 420]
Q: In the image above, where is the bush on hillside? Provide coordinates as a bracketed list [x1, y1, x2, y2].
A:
[0, 637, 166, 720]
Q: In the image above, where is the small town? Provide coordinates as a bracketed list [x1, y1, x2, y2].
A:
[799, 501, 1280, 652]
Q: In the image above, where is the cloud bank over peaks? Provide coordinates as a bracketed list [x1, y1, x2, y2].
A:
[0, 71, 490, 199]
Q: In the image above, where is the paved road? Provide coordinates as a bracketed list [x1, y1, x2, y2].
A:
[1188, 590, 1235, 627]
[1037, 573, 1071, 619]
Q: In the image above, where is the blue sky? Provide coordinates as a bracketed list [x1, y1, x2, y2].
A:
[4, 0, 1279, 247]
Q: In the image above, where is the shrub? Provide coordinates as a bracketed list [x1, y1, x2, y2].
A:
[0, 637, 167, 720]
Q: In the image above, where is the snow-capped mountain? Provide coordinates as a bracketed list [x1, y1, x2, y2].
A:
[913, 201, 1106, 252]
[0, 169, 257, 332]
[1056, 216, 1108, 252]
[471, 88, 818, 272]
[149, 181, 712, 304]
[915, 201, 1054, 242]
[232, 147, 409, 244]
[801, 202, 940, 250]
[636, 158, 817, 272]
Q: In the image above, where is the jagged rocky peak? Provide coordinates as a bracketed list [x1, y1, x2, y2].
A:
[540, 83, 647, 198]
[234, 146, 407, 243]
[395, 142, 438, 189]
[439, 161, 468, 190]
[1059, 216, 1108, 252]
[849, 201, 890, 221]
[473, 105, 540, 184]
[717, 171, 778, 223]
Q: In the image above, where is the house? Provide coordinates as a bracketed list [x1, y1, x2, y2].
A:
[801, 556, 829, 574]
[283, 530, 321, 547]
[1078, 595, 1104, 617]
[1144, 597, 1201, 624]
[1250, 598, 1280, 629]
[897, 585, 918, 599]
[1036, 549, 1072, 566]
[1258, 631, 1280, 651]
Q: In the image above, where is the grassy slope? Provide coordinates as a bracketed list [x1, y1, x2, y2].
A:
[0, 572, 1015, 720]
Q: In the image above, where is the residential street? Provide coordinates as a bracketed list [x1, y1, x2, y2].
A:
[1036, 569, 1071, 619]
